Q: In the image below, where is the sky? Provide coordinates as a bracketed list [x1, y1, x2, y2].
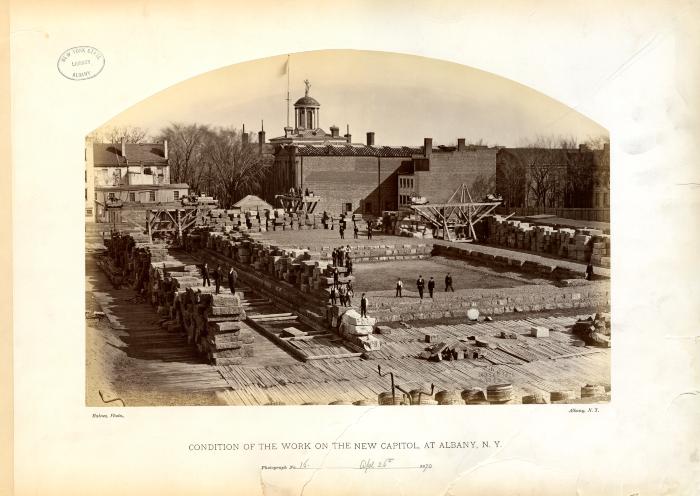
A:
[94, 49, 608, 148]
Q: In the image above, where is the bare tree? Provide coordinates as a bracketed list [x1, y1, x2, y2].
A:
[201, 127, 272, 208]
[91, 125, 150, 144]
[158, 123, 211, 191]
[496, 156, 527, 208]
[470, 173, 496, 200]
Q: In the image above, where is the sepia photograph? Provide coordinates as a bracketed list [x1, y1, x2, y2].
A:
[85, 50, 611, 407]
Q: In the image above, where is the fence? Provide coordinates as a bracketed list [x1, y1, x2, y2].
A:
[496, 206, 610, 223]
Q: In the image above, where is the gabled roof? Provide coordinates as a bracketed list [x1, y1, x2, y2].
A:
[232, 195, 273, 211]
[93, 142, 168, 166]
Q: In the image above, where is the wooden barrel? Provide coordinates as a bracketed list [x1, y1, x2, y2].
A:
[461, 388, 486, 402]
[378, 392, 404, 405]
[487, 384, 514, 403]
[550, 390, 575, 402]
[522, 393, 548, 404]
[436, 390, 463, 405]
[581, 384, 606, 398]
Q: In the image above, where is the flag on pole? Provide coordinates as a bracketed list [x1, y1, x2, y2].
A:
[279, 56, 289, 77]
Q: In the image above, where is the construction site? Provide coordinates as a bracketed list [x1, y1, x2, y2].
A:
[86, 178, 611, 407]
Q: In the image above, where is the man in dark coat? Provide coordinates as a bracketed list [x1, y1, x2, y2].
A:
[332, 249, 337, 267]
[333, 267, 339, 288]
[416, 275, 425, 300]
[329, 286, 337, 305]
[346, 257, 353, 276]
[228, 266, 237, 295]
[213, 265, 223, 294]
[428, 276, 435, 298]
[367, 221, 373, 240]
[339, 225, 345, 240]
[353, 223, 359, 239]
[360, 293, 368, 318]
[201, 263, 210, 287]
[585, 261, 594, 281]
[445, 273, 454, 292]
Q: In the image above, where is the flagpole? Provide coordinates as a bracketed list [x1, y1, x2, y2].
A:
[286, 54, 290, 128]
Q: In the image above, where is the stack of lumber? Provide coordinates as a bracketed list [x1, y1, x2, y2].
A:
[393, 215, 433, 238]
[101, 232, 168, 290]
[418, 340, 483, 361]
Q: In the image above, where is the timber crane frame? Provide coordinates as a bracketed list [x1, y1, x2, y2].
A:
[408, 183, 501, 242]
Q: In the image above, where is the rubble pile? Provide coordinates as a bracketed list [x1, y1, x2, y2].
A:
[572, 312, 611, 347]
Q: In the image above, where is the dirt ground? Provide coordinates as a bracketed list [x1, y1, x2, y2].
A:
[352, 256, 529, 293]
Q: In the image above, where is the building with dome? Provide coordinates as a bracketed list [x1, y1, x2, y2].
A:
[256, 82, 500, 215]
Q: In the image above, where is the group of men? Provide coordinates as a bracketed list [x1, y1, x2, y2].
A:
[339, 220, 374, 240]
[395, 273, 455, 299]
[332, 245, 353, 275]
[200, 262, 238, 295]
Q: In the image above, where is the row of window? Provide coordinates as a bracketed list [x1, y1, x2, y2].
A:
[399, 177, 414, 189]
[398, 194, 412, 206]
[105, 190, 180, 202]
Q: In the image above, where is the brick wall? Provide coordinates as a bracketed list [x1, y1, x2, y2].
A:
[415, 149, 497, 203]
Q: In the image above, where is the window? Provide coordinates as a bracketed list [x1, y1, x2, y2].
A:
[149, 191, 156, 202]
[85, 207, 93, 216]
[173, 191, 180, 200]
[108, 192, 115, 200]
[595, 193, 601, 208]
[603, 193, 608, 207]
[129, 192, 136, 202]
[345, 202, 352, 212]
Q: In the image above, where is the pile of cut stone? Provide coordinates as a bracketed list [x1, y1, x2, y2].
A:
[572, 312, 611, 347]
[337, 309, 381, 351]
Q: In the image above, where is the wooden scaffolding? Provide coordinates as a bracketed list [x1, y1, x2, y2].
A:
[408, 184, 501, 242]
[146, 206, 201, 243]
[275, 194, 321, 214]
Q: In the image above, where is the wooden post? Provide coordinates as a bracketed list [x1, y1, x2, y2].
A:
[176, 209, 182, 243]
[147, 209, 152, 243]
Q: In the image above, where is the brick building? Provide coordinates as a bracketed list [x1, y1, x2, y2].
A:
[495, 144, 610, 209]
[258, 86, 499, 215]
[85, 138, 189, 222]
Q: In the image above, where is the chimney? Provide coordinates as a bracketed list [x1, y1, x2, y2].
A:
[579, 143, 588, 152]
[163, 139, 168, 159]
[121, 138, 126, 158]
[424, 138, 433, 157]
[242, 124, 248, 145]
[457, 138, 466, 152]
[330, 125, 339, 138]
[603, 142, 610, 153]
[284, 126, 293, 138]
[258, 122, 266, 155]
[344, 124, 352, 144]
[366, 132, 375, 146]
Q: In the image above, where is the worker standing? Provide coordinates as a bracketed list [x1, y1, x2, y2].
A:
[353, 223, 359, 239]
[360, 293, 368, 318]
[367, 221, 373, 240]
[228, 266, 237, 295]
[428, 276, 435, 298]
[329, 285, 337, 305]
[416, 275, 425, 300]
[333, 266, 340, 288]
[332, 248, 337, 267]
[201, 263, 210, 287]
[213, 265, 223, 294]
[445, 273, 454, 292]
[338, 284, 347, 307]
[339, 224, 345, 240]
[396, 278, 403, 297]
[346, 256, 353, 276]
[346, 283, 353, 307]
[586, 261, 594, 281]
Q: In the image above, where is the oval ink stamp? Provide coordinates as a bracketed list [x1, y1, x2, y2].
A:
[57, 46, 105, 81]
